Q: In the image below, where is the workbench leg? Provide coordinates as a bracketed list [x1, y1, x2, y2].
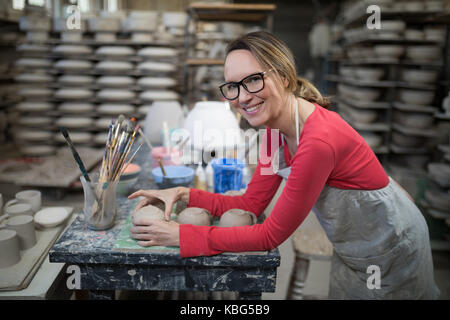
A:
[88, 290, 115, 300]
[238, 292, 262, 300]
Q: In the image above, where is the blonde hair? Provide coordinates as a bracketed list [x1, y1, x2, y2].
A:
[226, 31, 331, 109]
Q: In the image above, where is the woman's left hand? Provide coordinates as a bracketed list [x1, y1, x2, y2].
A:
[130, 216, 180, 247]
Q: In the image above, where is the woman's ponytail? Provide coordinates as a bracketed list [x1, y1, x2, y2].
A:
[295, 77, 331, 109]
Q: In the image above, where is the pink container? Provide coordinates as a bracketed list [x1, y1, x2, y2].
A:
[151, 146, 182, 168]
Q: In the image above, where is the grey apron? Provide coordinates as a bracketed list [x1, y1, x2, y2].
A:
[273, 106, 440, 299]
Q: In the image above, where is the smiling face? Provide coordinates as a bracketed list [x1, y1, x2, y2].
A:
[224, 49, 286, 128]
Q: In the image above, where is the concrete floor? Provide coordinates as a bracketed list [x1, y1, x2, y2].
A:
[1, 181, 449, 300]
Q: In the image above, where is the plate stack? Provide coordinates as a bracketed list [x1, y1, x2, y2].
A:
[13, 15, 56, 157]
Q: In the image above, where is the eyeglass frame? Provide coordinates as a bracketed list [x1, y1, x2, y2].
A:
[219, 69, 272, 101]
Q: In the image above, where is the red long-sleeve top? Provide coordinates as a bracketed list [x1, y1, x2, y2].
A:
[179, 104, 389, 257]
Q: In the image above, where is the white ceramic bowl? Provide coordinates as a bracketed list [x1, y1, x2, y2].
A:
[401, 69, 438, 84]
[95, 46, 135, 56]
[54, 88, 93, 100]
[374, 45, 404, 58]
[15, 58, 52, 68]
[351, 88, 382, 101]
[144, 101, 184, 144]
[56, 117, 93, 128]
[94, 32, 116, 42]
[406, 46, 441, 61]
[355, 67, 384, 81]
[15, 73, 53, 83]
[97, 104, 135, 115]
[18, 116, 52, 127]
[52, 45, 92, 55]
[137, 77, 177, 88]
[15, 102, 53, 112]
[122, 11, 158, 32]
[393, 111, 434, 129]
[380, 20, 406, 32]
[96, 61, 134, 72]
[61, 31, 83, 42]
[88, 17, 121, 32]
[97, 76, 135, 87]
[131, 32, 153, 43]
[54, 59, 93, 70]
[18, 87, 53, 98]
[58, 102, 94, 114]
[405, 29, 424, 40]
[97, 89, 135, 101]
[350, 108, 378, 123]
[15, 130, 53, 141]
[17, 44, 51, 53]
[392, 132, 426, 147]
[399, 89, 434, 105]
[58, 75, 94, 85]
[162, 12, 188, 28]
[140, 90, 179, 101]
[137, 47, 178, 58]
[137, 62, 176, 73]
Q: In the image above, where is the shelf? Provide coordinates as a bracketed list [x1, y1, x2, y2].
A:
[188, 3, 276, 23]
[44, 38, 184, 47]
[345, 36, 444, 47]
[186, 58, 224, 66]
[339, 58, 400, 65]
[396, 81, 437, 91]
[340, 112, 390, 132]
[335, 96, 390, 110]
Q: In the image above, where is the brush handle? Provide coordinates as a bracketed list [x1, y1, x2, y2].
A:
[60, 126, 91, 182]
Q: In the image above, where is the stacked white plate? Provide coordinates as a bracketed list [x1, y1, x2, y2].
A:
[52, 45, 93, 55]
[58, 75, 95, 85]
[54, 132, 92, 144]
[131, 33, 153, 43]
[137, 62, 176, 73]
[95, 46, 136, 57]
[97, 104, 135, 115]
[18, 87, 53, 98]
[54, 88, 94, 100]
[373, 45, 404, 59]
[88, 17, 121, 32]
[15, 102, 54, 112]
[398, 89, 434, 105]
[15, 58, 52, 68]
[15, 130, 53, 141]
[96, 61, 134, 72]
[18, 116, 52, 127]
[20, 145, 56, 156]
[406, 46, 442, 62]
[54, 60, 93, 71]
[17, 44, 51, 53]
[58, 102, 94, 114]
[140, 90, 179, 101]
[97, 89, 135, 101]
[137, 47, 178, 58]
[122, 11, 158, 32]
[15, 73, 54, 83]
[401, 69, 438, 84]
[56, 117, 93, 128]
[95, 118, 113, 130]
[96, 76, 135, 87]
[393, 111, 434, 129]
[137, 77, 177, 88]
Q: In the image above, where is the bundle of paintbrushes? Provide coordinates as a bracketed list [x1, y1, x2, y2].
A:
[91, 115, 143, 223]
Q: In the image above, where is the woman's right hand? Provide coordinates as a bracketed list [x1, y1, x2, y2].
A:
[128, 187, 190, 221]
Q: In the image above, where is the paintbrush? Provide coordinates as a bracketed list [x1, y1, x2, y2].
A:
[157, 157, 167, 176]
[60, 126, 92, 183]
[138, 128, 153, 151]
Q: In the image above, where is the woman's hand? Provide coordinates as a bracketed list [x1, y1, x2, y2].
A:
[128, 187, 190, 221]
[130, 216, 180, 247]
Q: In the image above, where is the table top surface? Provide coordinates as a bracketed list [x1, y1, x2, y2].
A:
[49, 143, 280, 268]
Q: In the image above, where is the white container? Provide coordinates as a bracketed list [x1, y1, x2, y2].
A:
[122, 12, 158, 32]
[354, 67, 384, 81]
[15, 73, 53, 83]
[54, 59, 93, 70]
[144, 101, 184, 144]
[96, 61, 134, 72]
[88, 17, 121, 32]
[137, 61, 176, 73]
[374, 45, 405, 58]
[15, 58, 52, 68]
[405, 29, 424, 41]
[399, 89, 435, 105]
[131, 32, 153, 43]
[54, 88, 93, 100]
[97, 89, 135, 101]
[406, 46, 441, 61]
[162, 12, 188, 28]
[137, 77, 177, 88]
[97, 76, 135, 87]
[137, 47, 178, 58]
[95, 46, 135, 56]
[401, 69, 438, 84]
[140, 90, 179, 101]
[61, 31, 83, 42]
[58, 75, 94, 85]
[183, 101, 243, 152]
[53, 45, 92, 55]
[95, 32, 117, 42]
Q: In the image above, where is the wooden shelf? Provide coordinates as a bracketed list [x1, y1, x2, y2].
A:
[188, 3, 276, 23]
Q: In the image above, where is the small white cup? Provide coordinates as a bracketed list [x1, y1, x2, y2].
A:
[4, 203, 33, 217]
[5, 190, 41, 214]
[0, 229, 21, 268]
[5, 215, 37, 250]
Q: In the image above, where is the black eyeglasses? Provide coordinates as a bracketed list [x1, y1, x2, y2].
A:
[219, 70, 271, 101]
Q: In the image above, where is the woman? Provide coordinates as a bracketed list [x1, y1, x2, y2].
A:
[128, 31, 440, 299]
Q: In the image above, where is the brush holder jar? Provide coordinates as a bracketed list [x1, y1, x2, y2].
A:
[81, 175, 118, 230]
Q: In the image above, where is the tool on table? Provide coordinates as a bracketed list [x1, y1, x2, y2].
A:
[157, 157, 167, 176]
[60, 126, 92, 183]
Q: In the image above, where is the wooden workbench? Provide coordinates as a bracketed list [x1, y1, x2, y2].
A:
[48, 145, 280, 300]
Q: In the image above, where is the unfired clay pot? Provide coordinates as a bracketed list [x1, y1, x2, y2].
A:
[134, 205, 165, 222]
[177, 207, 211, 226]
[218, 209, 257, 227]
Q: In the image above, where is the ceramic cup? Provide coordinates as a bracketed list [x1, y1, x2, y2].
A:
[177, 207, 211, 226]
[218, 209, 257, 227]
[5, 190, 41, 214]
[0, 229, 21, 268]
[4, 202, 33, 217]
[5, 215, 37, 250]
